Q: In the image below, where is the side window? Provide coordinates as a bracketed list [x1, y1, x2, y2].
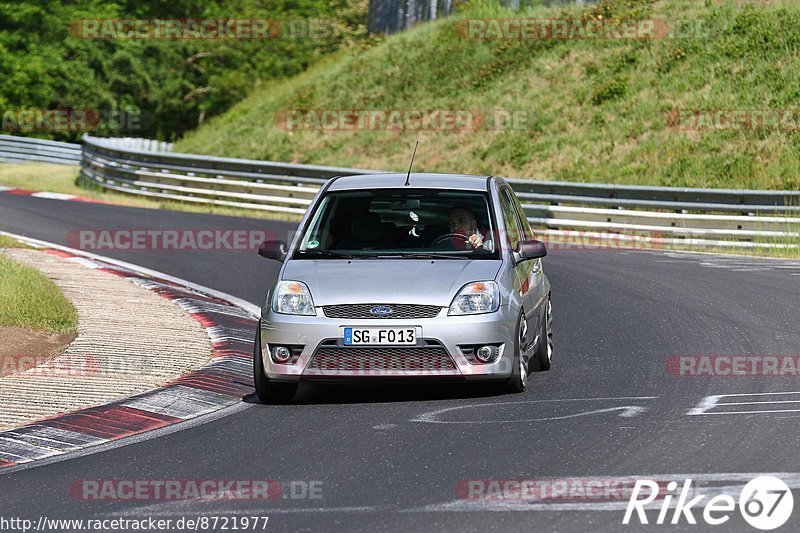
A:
[509, 189, 534, 241]
[499, 189, 523, 250]
[300, 196, 334, 250]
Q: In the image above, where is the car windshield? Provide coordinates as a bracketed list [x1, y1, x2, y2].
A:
[296, 188, 500, 259]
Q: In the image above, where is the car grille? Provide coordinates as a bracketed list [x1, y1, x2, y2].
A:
[308, 346, 455, 372]
[322, 304, 442, 319]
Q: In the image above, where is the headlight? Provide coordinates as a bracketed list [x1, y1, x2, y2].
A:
[448, 281, 500, 315]
[272, 281, 316, 316]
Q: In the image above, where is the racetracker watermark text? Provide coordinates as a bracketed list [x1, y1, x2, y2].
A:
[669, 109, 800, 132]
[455, 18, 708, 40]
[457, 478, 689, 502]
[70, 18, 336, 40]
[0, 355, 99, 378]
[1, 109, 146, 132]
[273, 109, 533, 131]
[66, 229, 280, 252]
[667, 355, 800, 377]
[69, 479, 322, 501]
[66, 229, 662, 252]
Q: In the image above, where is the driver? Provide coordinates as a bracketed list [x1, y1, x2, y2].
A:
[446, 205, 493, 251]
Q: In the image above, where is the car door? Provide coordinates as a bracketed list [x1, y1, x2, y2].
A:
[508, 187, 548, 333]
[498, 187, 536, 342]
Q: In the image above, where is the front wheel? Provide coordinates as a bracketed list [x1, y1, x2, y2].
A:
[253, 322, 298, 404]
[506, 312, 529, 394]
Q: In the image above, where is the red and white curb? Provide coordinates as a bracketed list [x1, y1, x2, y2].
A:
[0, 235, 259, 470]
[0, 186, 108, 204]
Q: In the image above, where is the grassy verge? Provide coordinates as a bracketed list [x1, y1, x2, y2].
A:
[743, 215, 800, 258]
[665, 242, 800, 260]
[177, 0, 800, 191]
[0, 252, 78, 333]
[0, 163, 301, 222]
[0, 235, 31, 249]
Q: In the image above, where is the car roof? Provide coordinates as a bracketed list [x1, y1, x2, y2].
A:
[327, 173, 492, 192]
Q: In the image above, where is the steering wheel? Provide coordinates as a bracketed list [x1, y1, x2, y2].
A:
[431, 233, 469, 247]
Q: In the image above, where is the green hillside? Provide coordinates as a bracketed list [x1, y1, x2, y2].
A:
[177, 0, 800, 190]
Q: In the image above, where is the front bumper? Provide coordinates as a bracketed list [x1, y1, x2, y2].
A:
[259, 305, 518, 382]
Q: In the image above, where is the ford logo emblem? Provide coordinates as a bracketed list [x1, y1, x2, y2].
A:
[370, 305, 393, 316]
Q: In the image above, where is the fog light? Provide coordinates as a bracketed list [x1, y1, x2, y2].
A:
[271, 346, 292, 364]
[475, 345, 498, 363]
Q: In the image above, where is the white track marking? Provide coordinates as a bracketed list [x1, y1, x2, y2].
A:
[717, 400, 800, 406]
[66, 256, 102, 269]
[30, 192, 78, 200]
[173, 297, 254, 319]
[688, 392, 800, 416]
[0, 437, 64, 460]
[122, 386, 236, 419]
[411, 397, 656, 424]
[656, 251, 800, 275]
[696, 409, 800, 415]
[687, 395, 722, 415]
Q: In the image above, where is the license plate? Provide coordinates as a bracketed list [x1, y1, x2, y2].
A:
[343, 327, 416, 346]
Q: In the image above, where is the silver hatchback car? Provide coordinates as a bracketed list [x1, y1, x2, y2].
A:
[254, 173, 553, 403]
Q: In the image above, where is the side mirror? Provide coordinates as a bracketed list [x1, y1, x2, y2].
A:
[258, 240, 287, 261]
[516, 239, 547, 261]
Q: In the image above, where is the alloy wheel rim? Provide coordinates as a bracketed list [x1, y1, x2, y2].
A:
[546, 299, 553, 362]
[519, 315, 528, 387]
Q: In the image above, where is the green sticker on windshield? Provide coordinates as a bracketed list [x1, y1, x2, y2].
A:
[307, 240, 319, 249]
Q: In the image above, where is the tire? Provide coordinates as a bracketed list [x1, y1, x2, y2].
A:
[506, 311, 529, 394]
[253, 322, 298, 404]
[532, 296, 553, 372]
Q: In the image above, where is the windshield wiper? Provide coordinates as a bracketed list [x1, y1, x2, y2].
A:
[296, 250, 358, 259]
[377, 253, 468, 260]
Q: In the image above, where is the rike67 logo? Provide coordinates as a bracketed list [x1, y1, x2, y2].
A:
[624, 476, 793, 530]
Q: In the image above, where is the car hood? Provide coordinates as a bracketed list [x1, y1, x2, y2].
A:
[282, 259, 503, 307]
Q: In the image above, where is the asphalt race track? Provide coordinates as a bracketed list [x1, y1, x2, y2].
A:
[2, 193, 800, 532]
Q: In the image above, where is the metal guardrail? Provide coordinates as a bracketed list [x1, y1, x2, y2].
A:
[0, 133, 780, 249]
[79, 134, 378, 215]
[0, 135, 172, 165]
[510, 179, 800, 249]
[507, 178, 800, 214]
[87, 137, 175, 152]
[0, 134, 81, 165]
[77, 135, 800, 249]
